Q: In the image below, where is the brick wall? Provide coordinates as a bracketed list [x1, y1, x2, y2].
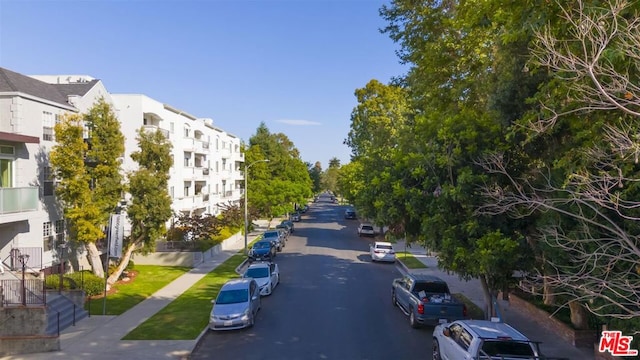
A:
[509, 293, 598, 348]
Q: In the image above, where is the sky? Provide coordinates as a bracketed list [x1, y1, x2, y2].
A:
[0, 0, 407, 169]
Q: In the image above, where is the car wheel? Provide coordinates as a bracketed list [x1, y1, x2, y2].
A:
[409, 311, 420, 329]
[392, 291, 398, 307]
[433, 339, 442, 360]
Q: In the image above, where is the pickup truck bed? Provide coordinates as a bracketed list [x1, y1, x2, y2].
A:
[392, 274, 467, 328]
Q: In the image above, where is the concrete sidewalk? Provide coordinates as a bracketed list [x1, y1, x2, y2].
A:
[393, 240, 595, 360]
[6, 225, 269, 360]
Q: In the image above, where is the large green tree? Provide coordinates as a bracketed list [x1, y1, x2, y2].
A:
[245, 123, 312, 220]
[107, 128, 173, 285]
[373, 0, 542, 318]
[479, 0, 640, 321]
[51, 98, 125, 278]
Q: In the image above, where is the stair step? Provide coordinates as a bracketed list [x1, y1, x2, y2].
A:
[45, 294, 89, 335]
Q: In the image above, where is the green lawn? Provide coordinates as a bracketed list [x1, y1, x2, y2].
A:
[452, 293, 485, 320]
[85, 265, 190, 315]
[122, 254, 246, 340]
[396, 251, 428, 269]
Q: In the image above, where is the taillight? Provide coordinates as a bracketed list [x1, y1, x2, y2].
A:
[417, 303, 424, 314]
[463, 305, 468, 317]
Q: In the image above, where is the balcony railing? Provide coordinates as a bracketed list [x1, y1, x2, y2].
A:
[141, 125, 170, 138]
[0, 187, 38, 214]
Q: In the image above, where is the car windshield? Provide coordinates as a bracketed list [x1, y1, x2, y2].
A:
[376, 245, 393, 250]
[245, 268, 269, 278]
[254, 242, 271, 249]
[362, 226, 373, 230]
[263, 232, 278, 239]
[480, 340, 535, 357]
[216, 289, 249, 304]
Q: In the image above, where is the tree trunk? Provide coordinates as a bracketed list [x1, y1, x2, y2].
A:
[542, 275, 556, 305]
[106, 242, 138, 286]
[569, 300, 590, 330]
[479, 275, 493, 320]
[85, 242, 105, 278]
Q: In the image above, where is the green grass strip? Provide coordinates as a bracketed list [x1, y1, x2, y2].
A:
[85, 265, 190, 315]
[452, 293, 485, 320]
[122, 254, 246, 340]
[396, 251, 428, 269]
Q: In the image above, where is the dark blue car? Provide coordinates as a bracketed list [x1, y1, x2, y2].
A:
[248, 240, 276, 261]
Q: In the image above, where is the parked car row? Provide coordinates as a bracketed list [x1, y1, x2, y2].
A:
[209, 225, 290, 331]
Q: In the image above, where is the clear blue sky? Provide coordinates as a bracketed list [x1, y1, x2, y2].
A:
[0, 0, 406, 169]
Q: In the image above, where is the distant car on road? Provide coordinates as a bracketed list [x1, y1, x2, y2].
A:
[344, 209, 357, 219]
[370, 241, 396, 262]
[262, 230, 284, 251]
[209, 278, 261, 331]
[248, 240, 276, 261]
[290, 212, 301, 222]
[357, 223, 375, 237]
[280, 220, 294, 233]
[432, 319, 541, 360]
[243, 261, 280, 296]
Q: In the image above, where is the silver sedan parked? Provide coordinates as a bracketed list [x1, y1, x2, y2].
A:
[209, 278, 261, 331]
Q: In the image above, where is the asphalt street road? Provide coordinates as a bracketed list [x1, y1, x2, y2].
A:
[190, 196, 433, 360]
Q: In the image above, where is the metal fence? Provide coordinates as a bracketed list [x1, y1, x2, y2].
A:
[0, 279, 46, 306]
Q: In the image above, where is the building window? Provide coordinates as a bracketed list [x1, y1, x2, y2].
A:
[184, 182, 190, 197]
[170, 186, 174, 198]
[170, 122, 175, 133]
[0, 159, 12, 188]
[55, 219, 65, 244]
[43, 166, 54, 196]
[184, 152, 191, 167]
[43, 221, 53, 251]
[43, 111, 54, 141]
[184, 127, 190, 138]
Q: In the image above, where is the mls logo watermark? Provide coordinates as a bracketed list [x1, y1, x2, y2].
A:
[598, 331, 638, 357]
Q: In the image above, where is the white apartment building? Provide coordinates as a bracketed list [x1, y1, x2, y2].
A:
[112, 94, 244, 219]
[0, 67, 244, 275]
[0, 68, 113, 273]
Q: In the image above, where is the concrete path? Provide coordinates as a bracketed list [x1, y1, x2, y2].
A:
[5, 223, 272, 360]
[393, 240, 595, 360]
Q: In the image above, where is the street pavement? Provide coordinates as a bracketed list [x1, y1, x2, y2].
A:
[6, 216, 596, 360]
[393, 240, 596, 360]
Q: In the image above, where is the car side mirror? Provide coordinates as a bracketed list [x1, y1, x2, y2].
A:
[252, 295, 258, 301]
[211, 299, 216, 304]
[443, 328, 451, 337]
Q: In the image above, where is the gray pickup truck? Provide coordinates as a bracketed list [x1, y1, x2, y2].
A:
[392, 273, 467, 328]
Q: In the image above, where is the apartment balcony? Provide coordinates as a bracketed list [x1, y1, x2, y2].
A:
[219, 148, 231, 159]
[141, 125, 170, 138]
[0, 187, 39, 223]
[195, 140, 210, 154]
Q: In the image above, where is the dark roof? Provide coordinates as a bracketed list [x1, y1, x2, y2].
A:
[55, 80, 100, 98]
[0, 67, 96, 107]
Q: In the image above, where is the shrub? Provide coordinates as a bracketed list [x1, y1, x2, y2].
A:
[44, 271, 105, 297]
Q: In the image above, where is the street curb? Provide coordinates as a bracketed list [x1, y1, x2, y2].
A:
[396, 258, 409, 275]
[235, 258, 249, 274]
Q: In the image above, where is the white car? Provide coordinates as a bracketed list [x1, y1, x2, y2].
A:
[432, 319, 541, 360]
[370, 241, 396, 262]
[242, 261, 280, 296]
[357, 223, 375, 237]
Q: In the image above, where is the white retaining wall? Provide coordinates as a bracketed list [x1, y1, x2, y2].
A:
[132, 232, 244, 267]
